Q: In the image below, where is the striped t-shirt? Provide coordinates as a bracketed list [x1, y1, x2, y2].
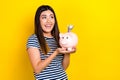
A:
[27, 34, 68, 80]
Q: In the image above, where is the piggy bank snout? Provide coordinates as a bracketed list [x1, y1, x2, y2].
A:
[60, 41, 67, 44]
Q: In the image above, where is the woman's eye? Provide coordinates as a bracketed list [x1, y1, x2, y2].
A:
[50, 16, 54, 19]
[42, 16, 46, 19]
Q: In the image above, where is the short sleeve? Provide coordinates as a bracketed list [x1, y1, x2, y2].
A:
[26, 34, 40, 49]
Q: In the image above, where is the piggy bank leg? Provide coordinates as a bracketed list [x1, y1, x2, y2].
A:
[67, 48, 72, 51]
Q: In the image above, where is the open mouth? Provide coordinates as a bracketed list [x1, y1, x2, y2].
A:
[45, 24, 52, 29]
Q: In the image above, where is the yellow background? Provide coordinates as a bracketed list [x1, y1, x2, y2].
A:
[1, 0, 120, 80]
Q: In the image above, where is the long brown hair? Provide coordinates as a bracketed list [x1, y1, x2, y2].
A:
[34, 5, 60, 54]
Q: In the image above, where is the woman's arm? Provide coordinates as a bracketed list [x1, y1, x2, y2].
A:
[27, 47, 75, 74]
[62, 54, 70, 70]
[27, 47, 58, 74]
[62, 48, 76, 70]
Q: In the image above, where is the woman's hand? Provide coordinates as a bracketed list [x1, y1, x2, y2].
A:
[56, 47, 76, 54]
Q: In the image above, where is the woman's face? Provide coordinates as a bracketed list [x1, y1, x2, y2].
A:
[40, 10, 55, 34]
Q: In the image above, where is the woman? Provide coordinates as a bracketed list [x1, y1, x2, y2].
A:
[26, 5, 76, 80]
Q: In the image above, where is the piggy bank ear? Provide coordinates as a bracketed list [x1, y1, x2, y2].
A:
[59, 33, 63, 37]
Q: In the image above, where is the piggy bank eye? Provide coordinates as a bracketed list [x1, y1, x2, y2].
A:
[66, 37, 69, 39]
[62, 37, 64, 39]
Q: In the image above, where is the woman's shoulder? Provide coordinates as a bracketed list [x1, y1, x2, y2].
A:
[29, 34, 37, 38]
[28, 34, 37, 40]
[27, 34, 39, 48]
[27, 34, 39, 43]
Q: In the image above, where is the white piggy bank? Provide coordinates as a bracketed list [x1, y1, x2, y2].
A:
[59, 32, 78, 51]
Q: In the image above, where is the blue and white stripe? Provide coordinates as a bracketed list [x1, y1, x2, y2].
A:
[27, 34, 68, 80]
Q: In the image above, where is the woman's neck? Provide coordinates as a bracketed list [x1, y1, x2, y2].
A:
[43, 33, 53, 38]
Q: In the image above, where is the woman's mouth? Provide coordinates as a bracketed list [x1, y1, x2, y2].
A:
[45, 24, 52, 28]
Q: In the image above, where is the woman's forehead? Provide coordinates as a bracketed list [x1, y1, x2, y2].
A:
[41, 10, 54, 16]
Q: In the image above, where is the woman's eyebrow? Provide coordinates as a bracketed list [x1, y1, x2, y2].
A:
[41, 14, 54, 17]
[50, 14, 54, 16]
[41, 14, 46, 16]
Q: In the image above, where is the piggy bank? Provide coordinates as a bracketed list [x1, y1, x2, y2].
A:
[59, 25, 78, 51]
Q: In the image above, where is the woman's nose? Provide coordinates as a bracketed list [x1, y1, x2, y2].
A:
[46, 18, 51, 22]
